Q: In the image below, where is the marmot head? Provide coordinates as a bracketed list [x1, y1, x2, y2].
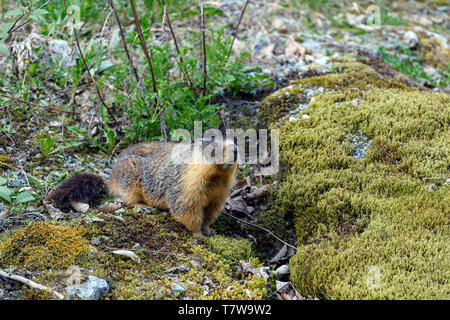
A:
[191, 138, 238, 168]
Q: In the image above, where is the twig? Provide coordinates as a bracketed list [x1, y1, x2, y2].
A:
[422, 176, 449, 181]
[221, 210, 297, 251]
[0, 92, 78, 114]
[107, 0, 140, 85]
[160, 0, 194, 89]
[7, 1, 54, 34]
[129, 0, 158, 107]
[200, 0, 207, 96]
[0, 269, 65, 300]
[62, 0, 116, 123]
[226, 0, 249, 59]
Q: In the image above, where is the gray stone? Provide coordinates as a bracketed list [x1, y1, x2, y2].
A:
[403, 31, 419, 49]
[171, 282, 186, 293]
[274, 264, 290, 280]
[65, 276, 110, 300]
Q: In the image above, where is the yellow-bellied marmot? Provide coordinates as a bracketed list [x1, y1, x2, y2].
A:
[49, 139, 238, 237]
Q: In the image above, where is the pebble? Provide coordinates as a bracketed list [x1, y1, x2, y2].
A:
[171, 282, 186, 293]
[403, 31, 419, 48]
[65, 276, 110, 300]
[275, 264, 290, 280]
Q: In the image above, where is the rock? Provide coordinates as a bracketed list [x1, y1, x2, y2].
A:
[171, 282, 186, 293]
[252, 31, 270, 55]
[427, 184, 437, 192]
[403, 31, 419, 49]
[65, 276, 110, 300]
[164, 264, 190, 274]
[272, 18, 287, 34]
[190, 260, 202, 268]
[275, 264, 290, 280]
[11, 33, 76, 72]
[276, 280, 289, 291]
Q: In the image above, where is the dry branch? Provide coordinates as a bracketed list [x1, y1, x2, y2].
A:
[160, 0, 194, 89]
[0, 92, 78, 114]
[226, 0, 249, 60]
[200, 0, 207, 96]
[0, 269, 65, 300]
[62, 0, 116, 123]
[129, 0, 158, 105]
[221, 210, 297, 251]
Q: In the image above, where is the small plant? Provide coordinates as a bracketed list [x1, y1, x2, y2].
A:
[378, 45, 448, 86]
[0, 177, 36, 204]
[39, 136, 54, 158]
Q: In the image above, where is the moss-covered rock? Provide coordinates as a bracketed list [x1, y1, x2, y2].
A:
[261, 63, 450, 299]
[0, 222, 90, 270]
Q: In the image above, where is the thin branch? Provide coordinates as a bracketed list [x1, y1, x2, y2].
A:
[107, 0, 140, 84]
[62, 0, 116, 123]
[7, 1, 54, 34]
[129, 0, 158, 107]
[200, 0, 207, 96]
[0, 270, 65, 300]
[0, 92, 78, 114]
[221, 210, 297, 251]
[160, 0, 194, 89]
[226, 0, 249, 59]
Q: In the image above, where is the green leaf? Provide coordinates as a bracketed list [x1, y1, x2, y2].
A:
[33, 9, 49, 16]
[0, 177, 7, 185]
[6, 8, 25, 17]
[0, 45, 9, 56]
[96, 60, 114, 74]
[15, 191, 36, 204]
[0, 186, 12, 203]
[40, 137, 54, 157]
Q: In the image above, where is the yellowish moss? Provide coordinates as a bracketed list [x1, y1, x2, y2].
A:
[0, 222, 90, 270]
[208, 235, 252, 261]
[262, 63, 450, 299]
[258, 63, 409, 125]
[418, 35, 450, 70]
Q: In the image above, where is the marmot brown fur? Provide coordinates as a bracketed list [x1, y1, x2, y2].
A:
[49, 139, 238, 236]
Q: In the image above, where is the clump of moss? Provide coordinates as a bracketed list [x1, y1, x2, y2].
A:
[262, 63, 449, 299]
[208, 235, 252, 261]
[418, 35, 450, 71]
[258, 62, 409, 125]
[290, 191, 450, 299]
[0, 222, 90, 270]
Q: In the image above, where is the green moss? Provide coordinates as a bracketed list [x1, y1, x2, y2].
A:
[208, 235, 252, 261]
[0, 222, 90, 270]
[0, 209, 267, 300]
[290, 191, 450, 299]
[418, 35, 450, 71]
[263, 63, 450, 299]
[258, 63, 409, 125]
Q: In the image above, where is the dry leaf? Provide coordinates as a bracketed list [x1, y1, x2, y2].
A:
[112, 250, 140, 263]
[245, 185, 268, 201]
[234, 176, 251, 190]
[285, 39, 305, 62]
[71, 202, 89, 213]
[98, 202, 123, 213]
[43, 200, 67, 220]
